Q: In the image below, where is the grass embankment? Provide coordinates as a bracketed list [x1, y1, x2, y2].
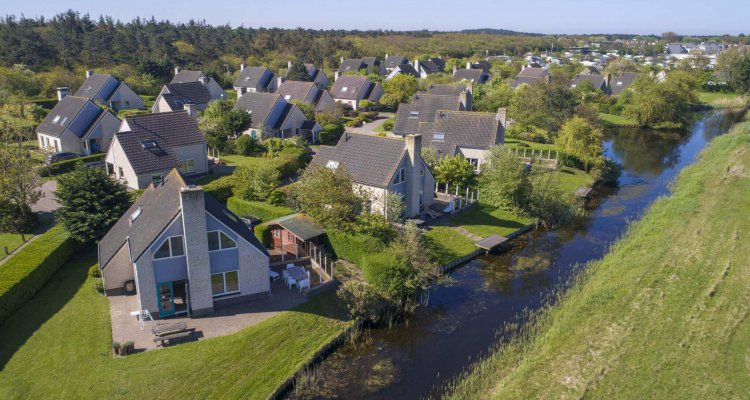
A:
[0, 234, 26, 256]
[698, 91, 748, 109]
[598, 112, 638, 127]
[0, 250, 351, 399]
[447, 113, 750, 399]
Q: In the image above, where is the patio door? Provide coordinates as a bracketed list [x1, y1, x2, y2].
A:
[156, 281, 175, 317]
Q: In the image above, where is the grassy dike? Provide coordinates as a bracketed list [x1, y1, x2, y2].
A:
[446, 113, 750, 399]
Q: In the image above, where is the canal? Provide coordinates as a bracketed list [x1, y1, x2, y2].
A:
[288, 110, 741, 400]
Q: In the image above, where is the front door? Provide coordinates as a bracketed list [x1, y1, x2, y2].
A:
[156, 282, 175, 317]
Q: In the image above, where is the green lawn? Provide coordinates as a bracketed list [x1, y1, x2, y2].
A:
[0, 233, 26, 256]
[598, 112, 638, 127]
[0, 250, 351, 399]
[697, 91, 747, 109]
[446, 111, 750, 399]
[424, 226, 477, 265]
[220, 154, 286, 170]
[225, 89, 238, 101]
[553, 166, 595, 194]
[450, 203, 533, 238]
[504, 138, 558, 152]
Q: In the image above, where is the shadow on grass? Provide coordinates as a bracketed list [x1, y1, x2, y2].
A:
[452, 205, 528, 235]
[0, 248, 94, 369]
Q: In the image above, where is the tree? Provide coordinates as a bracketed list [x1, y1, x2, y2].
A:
[198, 100, 251, 151]
[509, 82, 547, 132]
[556, 117, 604, 172]
[478, 145, 529, 209]
[434, 155, 477, 187]
[358, 99, 376, 111]
[380, 74, 419, 108]
[716, 47, 750, 93]
[56, 166, 131, 243]
[286, 59, 311, 81]
[473, 78, 513, 112]
[234, 134, 261, 155]
[290, 165, 362, 230]
[544, 83, 578, 133]
[232, 163, 281, 203]
[622, 73, 697, 128]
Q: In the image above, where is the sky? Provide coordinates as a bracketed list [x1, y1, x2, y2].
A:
[5, 0, 749, 35]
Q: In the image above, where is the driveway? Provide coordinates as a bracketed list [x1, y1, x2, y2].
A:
[345, 112, 394, 136]
[31, 180, 60, 225]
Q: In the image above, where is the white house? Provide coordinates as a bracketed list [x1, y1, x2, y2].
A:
[330, 75, 382, 111]
[171, 67, 226, 101]
[74, 70, 144, 111]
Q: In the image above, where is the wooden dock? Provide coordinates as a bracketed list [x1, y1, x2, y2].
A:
[475, 235, 509, 251]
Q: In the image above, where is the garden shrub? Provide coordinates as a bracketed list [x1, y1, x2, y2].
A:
[226, 196, 293, 222]
[253, 223, 271, 247]
[326, 230, 385, 266]
[360, 252, 411, 297]
[202, 175, 235, 203]
[37, 153, 106, 177]
[0, 224, 76, 324]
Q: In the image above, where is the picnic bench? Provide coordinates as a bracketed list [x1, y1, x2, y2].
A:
[153, 330, 193, 346]
[152, 321, 193, 346]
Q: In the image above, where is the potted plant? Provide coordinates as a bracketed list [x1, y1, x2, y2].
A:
[112, 341, 120, 356]
[120, 342, 129, 356]
[125, 341, 135, 355]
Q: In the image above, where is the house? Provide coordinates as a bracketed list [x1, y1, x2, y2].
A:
[234, 65, 278, 97]
[511, 66, 550, 88]
[285, 62, 330, 90]
[392, 93, 465, 136]
[171, 67, 226, 101]
[413, 58, 446, 78]
[570, 74, 609, 92]
[609, 73, 640, 96]
[152, 82, 214, 113]
[330, 75, 383, 111]
[98, 169, 270, 318]
[74, 70, 144, 111]
[265, 213, 325, 260]
[425, 83, 474, 110]
[385, 63, 421, 80]
[312, 133, 435, 218]
[105, 110, 208, 190]
[417, 109, 507, 171]
[384, 54, 408, 72]
[337, 57, 385, 76]
[234, 92, 322, 142]
[276, 80, 335, 112]
[453, 65, 489, 84]
[666, 43, 688, 56]
[36, 91, 121, 155]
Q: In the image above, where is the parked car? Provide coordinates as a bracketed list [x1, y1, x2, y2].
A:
[45, 152, 79, 164]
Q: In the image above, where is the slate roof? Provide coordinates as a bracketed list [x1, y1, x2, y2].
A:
[426, 84, 467, 96]
[162, 82, 213, 108]
[393, 94, 462, 135]
[580, 65, 601, 75]
[331, 75, 372, 100]
[171, 70, 206, 84]
[393, 64, 420, 78]
[517, 67, 549, 78]
[234, 66, 274, 89]
[99, 169, 268, 268]
[116, 111, 205, 175]
[667, 43, 687, 54]
[609, 73, 640, 96]
[417, 111, 501, 157]
[234, 92, 281, 129]
[419, 58, 445, 74]
[272, 102, 295, 130]
[454, 69, 487, 83]
[338, 59, 366, 73]
[74, 74, 116, 100]
[266, 213, 325, 241]
[277, 81, 316, 103]
[384, 55, 408, 69]
[311, 133, 406, 188]
[570, 74, 606, 90]
[37, 96, 94, 138]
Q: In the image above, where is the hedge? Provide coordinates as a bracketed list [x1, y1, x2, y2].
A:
[226, 197, 293, 222]
[254, 223, 271, 247]
[202, 175, 235, 203]
[326, 230, 385, 266]
[0, 225, 76, 325]
[37, 153, 106, 177]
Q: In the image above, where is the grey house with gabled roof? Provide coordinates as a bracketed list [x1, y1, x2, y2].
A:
[511, 66, 550, 88]
[36, 95, 121, 155]
[393, 93, 465, 136]
[98, 169, 270, 318]
[384, 55, 408, 71]
[337, 57, 385, 76]
[284, 62, 330, 90]
[74, 70, 144, 111]
[417, 109, 507, 171]
[453, 67, 490, 84]
[609, 73, 641, 96]
[234, 92, 322, 142]
[234, 65, 278, 97]
[105, 111, 208, 189]
[277, 80, 335, 112]
[425, 83, 474, 110]
[570, 74, 609, 92]
[330, 75, 383, 111]
[171, 67, 227, 101]
[311, 133, 435, 218]
[152, 82, 214, 113]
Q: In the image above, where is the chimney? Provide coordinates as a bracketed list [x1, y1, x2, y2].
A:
[174, 66, 181, 76]
[466, 61, 472, 69]
[276, 75, 283, 91]
[240, 63, 246, 71]
[183, 103, 197, 119]
[604, 73, 611, 87]
[495, 108, 507, 144]
[288, 60, 292, 69]
[404, 134, 423, 218]
[179, 185, 213, 316]
[56, 87, 70, 101]
[340, 56, 344, 64]
[465, 81, 474, 94]
[198, 76, 207, 86]
[385, 53, 389, 61]
[334, 71, 340, 82]
[453, 65, 457, 74]
[414, 59, 419, 70]
[86, 69, 94, 78]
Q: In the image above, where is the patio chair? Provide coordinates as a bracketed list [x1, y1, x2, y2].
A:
[287, 277, 297, 289]
[269, 270, 280, 281]
[286, 263, 295, 270]
[298, 278, 310, 292]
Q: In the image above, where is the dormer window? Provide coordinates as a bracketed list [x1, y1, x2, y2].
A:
[129, 206, 142, 224]
[433, 132, 445, 141]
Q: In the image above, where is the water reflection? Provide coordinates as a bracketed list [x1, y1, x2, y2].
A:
[287, 111, 740, 400]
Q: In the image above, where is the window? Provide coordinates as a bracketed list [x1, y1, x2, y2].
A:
[154, 236, 185, 259]
[284, 95, 291, 100]
[420, 167, 424, 176]
[52, 115, 61, 124]
[207, 231, 237, 251]
[409, 111, 420, 118]
[419, 191, 424, 206]
[129, 207, 142, 223]
[326, 160, 339, 170]
[60, 117, 68, 125]
[433, 132, 445, 141]
[342, 86, 348, 92]
[211, 271, 240, 296]
[288, 232, 295, 242]
[152, 175, 163, 185]
[118, 167, 124, 179]
[393, 168, 405, 184]
[179, 159, 195, 174]
[272, 229, 281, 238]
[467, 158, 480, 171]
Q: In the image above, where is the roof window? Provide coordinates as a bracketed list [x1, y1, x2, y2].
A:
[326, 160, 339, 170]
[433, 132, 445, 141]
[409, 111, 420, 118]
[129, 207, 142, 224]
[141, 140, 157, 149]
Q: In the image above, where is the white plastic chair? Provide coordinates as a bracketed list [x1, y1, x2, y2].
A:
[286, 263, 295, 270]
[269, 270, 280, 281]
[287, 276, 297, 289]
[298, 278, 310, 292]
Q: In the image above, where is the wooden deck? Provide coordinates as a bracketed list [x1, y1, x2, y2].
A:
[475, 234, 509, 251]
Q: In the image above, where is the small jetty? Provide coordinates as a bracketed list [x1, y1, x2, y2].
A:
[475, 235, 509, 253]
[574, 187, 593, 199]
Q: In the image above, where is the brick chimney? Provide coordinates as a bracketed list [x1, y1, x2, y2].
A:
[404, 134, 423, 218]
[466, 61, 472, 69]
[183, 103, 197, 119]
[240, 63, 246, 71]
[179, 185, 213, 316]
[174, 66, 181, 76]
[86, 69, 94, 78]
[198, 76, 207, 86]
[495, 108, 507, 144]
[56, 87, 70, 101]
[334, 71, 340, 82]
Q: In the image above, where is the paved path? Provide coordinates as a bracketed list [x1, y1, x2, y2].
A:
[345, 112, 393, 136]
[452, 226, 483, 242]
[31, 180, 60, 215]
